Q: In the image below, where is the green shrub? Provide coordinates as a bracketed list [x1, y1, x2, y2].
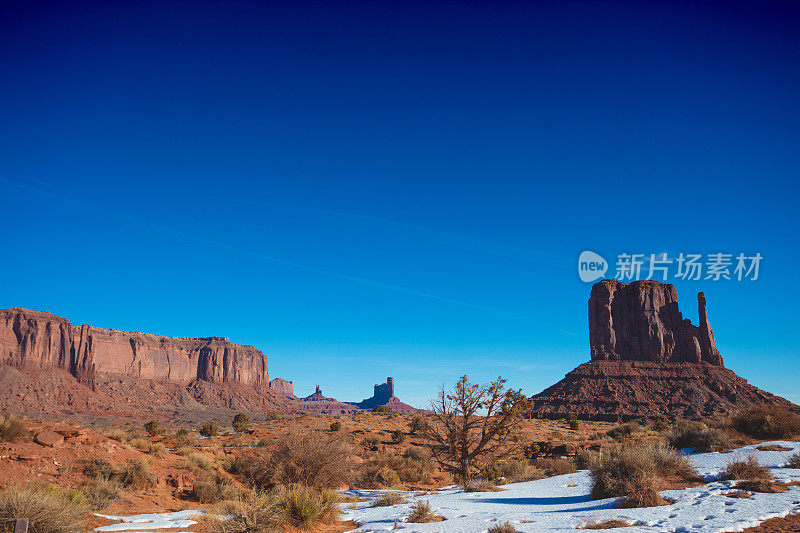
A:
[372, 405, 391, 415]
[409, 416, 429, 434]
[732, 406, 800, 439]
[144, 420, 162, 437]
[0, 414, 27, 442]
[83, 457, 115, 479]
[0, 484, 85, 533]
[266, 411, 280, 421]
[232, 413, 250, 433]
[149, 442, 166, 458]
[200, 421, 219, 437]
[606, 422, 641, 440]
[651, 419, 670, 432]
[390, 429, 405, 444]
[330, 421, 342, 432]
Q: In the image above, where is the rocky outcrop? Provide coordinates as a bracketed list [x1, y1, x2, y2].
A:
[357, 377, 396, 409]
[0, 308, 268, 389]
[530, 280, 797, 421]
[269, 378, 296, 399]
[302, 385, 335, 402]
[589, 280, 721, 364]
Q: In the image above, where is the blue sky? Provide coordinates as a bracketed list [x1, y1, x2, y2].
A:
[1, 0, 798, 407]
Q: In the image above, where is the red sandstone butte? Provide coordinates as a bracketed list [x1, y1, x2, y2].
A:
[529, 280, 797, 421]
[0, 308, 268, 390]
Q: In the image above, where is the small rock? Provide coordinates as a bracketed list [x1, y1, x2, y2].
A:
[34, 430, 65, 447]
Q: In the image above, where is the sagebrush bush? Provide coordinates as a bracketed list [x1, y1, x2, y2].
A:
[144, 420, 162, 436]
[83, 457, 115, 479]
[232, 413, 250, 432]
[390, 429, 405, 444]
[230, 434, 352, 490]
[723, 455, 773, 482]
[372, 405, 391, 415]
[732, 406, 800, 439]
[0, 484, 85, 533]
[128, 437, 152, 452]
[149, 442, 166, 458]
[330, 421, 342, 431]
[186, 453, 214, 471]
[480, 459, 542, 484]
[535, 457, 576, 477]
[84, 477, 121, 510]
[406, 500, 443, 523]
[200, 421, 219, 437]
[0, 414, 27, 442]
[591, 443, 697, 507]
[371, 492, 406, 507]
[409, 416, 429, 434]
[667, 421, 733, 452]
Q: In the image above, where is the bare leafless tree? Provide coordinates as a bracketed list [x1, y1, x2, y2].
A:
[424, 375, 527, 482]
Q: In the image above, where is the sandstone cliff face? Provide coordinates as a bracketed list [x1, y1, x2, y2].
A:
[0, 308, 268, 389]
[269, 378, 296, 398]
[589, 279, 722, 364]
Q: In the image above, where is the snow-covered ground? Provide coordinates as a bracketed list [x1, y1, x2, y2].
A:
[94, 510, 205, 531]
[343, 441, 800, 533]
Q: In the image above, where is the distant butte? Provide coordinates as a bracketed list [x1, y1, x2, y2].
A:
[529, 280, 798, 421]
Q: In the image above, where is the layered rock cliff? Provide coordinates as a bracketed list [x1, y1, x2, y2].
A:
[529, 280, 797, 421]
[0, 308, 268, 389]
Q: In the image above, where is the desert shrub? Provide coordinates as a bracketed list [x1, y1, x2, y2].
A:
[756, 444, 792, 451]
[535, 457, 576, 477]
[575, 450, 600, 470]
[735, 480, 781, 493]
[391, 429, 405, 444]
[579, 517, 631, 529]
[186, 452, 214, 471]
[787, 453, 800, 468]
[330, 421, 341, 432]
[84, 476, 121, 510]
[192, 472, 239, 503]
[200, 421, 219, 437]
[175, 427, 190, 439]
[144, 420, 162, 436]
[358, 451, 435, 487]
[523, 442, 541, 459]
[371, 492, 406, 507]
[232, 413, 250, 433]
[149, 442, 166, 458]
[103, 429, 129, 443]
[362, 436, 380, 448]
[480, 459, 541, 484]
[723, 455, 773, 482]
[266, 411, 280, 421]
[590, 443, 697, 507]
[274, 485, 340, 529]
[118, 457, 154, 488]
[0, 414, 27, 442]
[174, 445, 196, 456]
[668, 420, 733, 452]
[606, 422, 640, 440]
[461, 480, 502, 492]
[406, 500, 443, 523]
[733, 406, 800, 439]
[566, 414, 579, 431]
[0, 484, 85, 533]
[83, 457, 115, 479]
[651, 419, 670, 432]
[231, 435, 352, 490]
[409, 416, 428, 434]
[488, 521, 518, 533]
[128, 437, 152, 452]
[372, 405, 392, 415]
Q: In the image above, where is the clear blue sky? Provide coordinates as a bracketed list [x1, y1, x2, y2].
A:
[1, 0, 798, 408]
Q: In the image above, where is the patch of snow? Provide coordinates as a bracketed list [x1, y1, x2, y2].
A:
[343, 441, 800, 533]
[94, 510, 205, 531]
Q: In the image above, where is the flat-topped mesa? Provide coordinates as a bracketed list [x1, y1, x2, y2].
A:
[588, 280, 722, 365]
[0, 308, 268, 390]
[268, 378, 296, 398]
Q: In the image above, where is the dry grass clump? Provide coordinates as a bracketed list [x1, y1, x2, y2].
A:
[358, 450, 436, 488]
[103, 429, 130, 443]
[734, 480, 784, 493]
[148, 442, 166, 458]
[0, 414, 27, 442]
[461, 480, 503, 492]
[480, 459, 543, 484]
[174, 445, 196, 456]
[487, 521, 518, 533]
[590, 443, 698, 508]
[406, 500, 444, 523]
[84, 476, 122, 510]
[371, 492, 406, 507]
[667, 421, 733, 452]
[606, 422, 641, 440]
[579, 517, 632, 529]
[0, 484, 85, 533]
[725, 491, 752, 498]
[83, 457, 116, 479]
[787, 452, 800, 468]
[191, 472, 240, 503]
[535, 457, 577, 477]
[127, 437, 152, 452]
[118, 457, 154, 488]
[186, 452, 215, 471]
[209, 485, 340, 532]
[732, 406, 800, 439]
[230, 434, 352, 490]
[722, 455, 773, 482]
